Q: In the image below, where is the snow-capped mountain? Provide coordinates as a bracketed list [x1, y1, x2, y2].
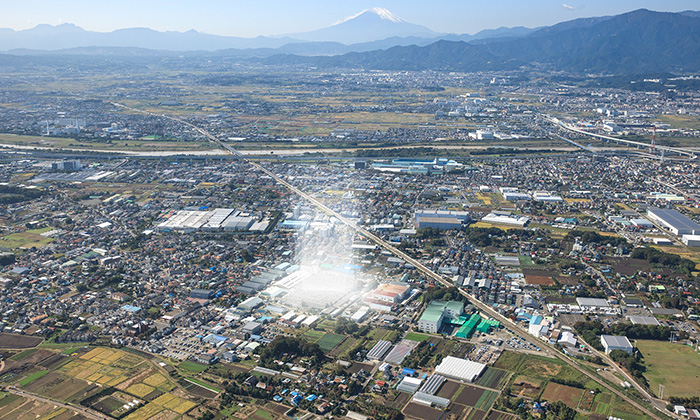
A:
[285, 7, 441, 44]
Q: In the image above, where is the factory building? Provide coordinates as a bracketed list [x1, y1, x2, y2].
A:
[647, 208, 700, 236]
[600, 335, 633, 355]
[414, 210, 470, 230]
[418, 300, 464, 333]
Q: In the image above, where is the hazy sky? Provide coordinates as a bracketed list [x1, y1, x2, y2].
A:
[1, 0, 698, 37]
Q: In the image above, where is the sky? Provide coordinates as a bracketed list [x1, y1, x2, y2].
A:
[0, 0, 698, 37]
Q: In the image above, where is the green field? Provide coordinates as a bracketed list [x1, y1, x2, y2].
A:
[316, 333, 346, 352]
[253, 408, 275, 420]
[636, 340, 700, 398]
[185, 377, 221, 393]
[494, 351, 587, 384]
[178, 360, 209, 373]
[301, 330, 325, 343]
[404, 332, 431, 342]
[0, 227, 55, 250]
[18, 370, 49, 386]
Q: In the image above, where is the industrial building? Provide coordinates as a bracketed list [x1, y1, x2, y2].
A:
[418, 300, 464, 333]
[481, 212, 530, 227]
[414, 209, 470, 230]
[157, 208, 266, 233]
[434, 356, 486, 383]
[600, 335, 633, 355]
[500, 187, 532, 202]
[628, 315, 660, 326]
[647, 208, 700, 236]
[682, 234, 700, 247]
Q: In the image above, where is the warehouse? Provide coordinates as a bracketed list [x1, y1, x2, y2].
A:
[628, 315, 660, 326]
[601, 335, 633, 355]
[647, 208, 700, 236]
[576, 297, 609, 308]
[434, 356, 486, 383]
[682, 234, 700, 247]
[414, 209, 470, 230]
[481, 212, 530, 227]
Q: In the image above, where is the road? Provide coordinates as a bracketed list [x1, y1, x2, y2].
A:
[544, 114, 697, 160]
[6, 388, 108, 420]
[137, 106, 667, 420]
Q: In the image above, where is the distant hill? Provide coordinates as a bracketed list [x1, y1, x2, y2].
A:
[264, 9, 700, 74]
[2, 8, 699, 75]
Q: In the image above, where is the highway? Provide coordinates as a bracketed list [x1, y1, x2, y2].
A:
[128, 105, 668, 420]
[544, 115, 697, 160]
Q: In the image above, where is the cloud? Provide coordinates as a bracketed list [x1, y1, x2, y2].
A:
[562, 4, 576, 10]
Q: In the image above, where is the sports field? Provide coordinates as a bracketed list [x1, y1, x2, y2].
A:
[636, 340, 700, 398]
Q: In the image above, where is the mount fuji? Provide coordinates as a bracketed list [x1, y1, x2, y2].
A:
[284, 7, 441, 44]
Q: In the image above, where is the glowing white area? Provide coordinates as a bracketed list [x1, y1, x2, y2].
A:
[275, 210, 365, 311]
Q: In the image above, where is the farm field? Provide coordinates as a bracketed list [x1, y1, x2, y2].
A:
[0, 334, 43, 349]
[0, 345, 200, 419]
[636, 340, 700, 398]
[0, 227, 55, 249]
[404, 332, 430, 342]
[475, 367, 508, 389]
[316, 333, 346, 352]
[540, 382, 583, 408]
[493, 351, 588, 384]
[0, 392, 88, 420]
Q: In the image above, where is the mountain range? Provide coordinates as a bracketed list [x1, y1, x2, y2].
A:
[0, 7, 534, 54]
[1, 8, 700, 74]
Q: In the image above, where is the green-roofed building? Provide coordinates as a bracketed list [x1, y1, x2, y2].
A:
[476, 318, 500, 334]
[418, 300, 465, 333]
[456, 313, 481, 338]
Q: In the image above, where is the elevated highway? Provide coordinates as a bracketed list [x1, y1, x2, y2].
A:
[544, 115, 697, 160]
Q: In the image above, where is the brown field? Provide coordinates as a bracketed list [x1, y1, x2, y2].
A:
[22, 372, 64, 393]
[44, 377, 92, 401]
[454, 385, 486, 406]
[540, 382, 583, 408]
[487, 411, 519, 420]
[0, 334, 42, 349]
[525, 275, 555, 286]
[510, 375, 541, 399]
[403, 402, 444, 420]
[39, 354, 69, 370]
[436, 380, 460, 399]
[467, 409, 488, 420]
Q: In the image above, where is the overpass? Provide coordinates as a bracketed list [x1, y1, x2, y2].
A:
[544, 115, 697, 160]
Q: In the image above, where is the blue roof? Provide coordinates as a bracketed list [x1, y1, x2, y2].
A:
[529, 315, 543, 325]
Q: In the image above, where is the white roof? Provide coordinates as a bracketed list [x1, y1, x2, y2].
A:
[434, 356, 486, 382]
[576, 297, 609, 307]
[601, 335, 632, 349]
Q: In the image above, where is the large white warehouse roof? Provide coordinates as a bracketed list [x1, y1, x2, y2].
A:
[434, 356, 485, 383]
